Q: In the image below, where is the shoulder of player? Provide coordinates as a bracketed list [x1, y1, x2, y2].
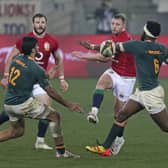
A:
[28, 59, 44, 72]
[45, 33, 58, 41]
[124, 40, 140, 45]
[157, 42, 167, 48]
[120, 30, 132, 39]
[44, 33, 59, 50]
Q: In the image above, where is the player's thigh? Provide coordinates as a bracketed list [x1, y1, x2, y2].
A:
[114, 97, 126, 117]
[5, 97, 49, 121]
[140, 85, 165, 114]
[9, 118, 25, 136]
[96, 71, 113, 89]
[35, 94, 51, 106]
[10, 118, 25, 129]
[33, 84, 51, 106]
[46, 107, 60, 122]
[28, 101, 59, 122]
[114, 78, 136, 102]
[117, 99, 144, 122]
[150, 109, 168, 131]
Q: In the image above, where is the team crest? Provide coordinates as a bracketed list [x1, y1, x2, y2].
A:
[44, 42, 50, 51]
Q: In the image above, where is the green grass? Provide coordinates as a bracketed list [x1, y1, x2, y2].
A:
[0, 78, 168, 168]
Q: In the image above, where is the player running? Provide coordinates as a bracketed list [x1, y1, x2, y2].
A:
[72, 13, 136, 155]
[86, 21, 168, 156]
[0, 36, 83, 158]
[0, 13, 68, 150]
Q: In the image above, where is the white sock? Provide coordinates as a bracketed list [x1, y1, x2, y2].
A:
[36, 137, 44, 143]
[91, 107, 99, 115]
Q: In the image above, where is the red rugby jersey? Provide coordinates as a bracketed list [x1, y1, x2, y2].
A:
[111, 31, 136, 77]
[16, 32, 58, 70]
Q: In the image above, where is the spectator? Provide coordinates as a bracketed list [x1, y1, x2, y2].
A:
[94, 0, 119, 34]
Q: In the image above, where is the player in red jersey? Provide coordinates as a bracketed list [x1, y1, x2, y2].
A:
[72, 13, 136, 155]
[0, 13, 69, 150]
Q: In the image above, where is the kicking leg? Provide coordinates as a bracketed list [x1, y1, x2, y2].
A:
[86, 99, 144, 156]
[102, 99, 144, 149]
[111, 97, 126, 155]
[87, 73, 112, 123]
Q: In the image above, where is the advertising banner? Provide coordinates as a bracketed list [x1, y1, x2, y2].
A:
[0, 34, 168, 78]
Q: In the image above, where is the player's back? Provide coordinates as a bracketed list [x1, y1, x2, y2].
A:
[123, 40, 168, 90]
[5, 55, 44, 105]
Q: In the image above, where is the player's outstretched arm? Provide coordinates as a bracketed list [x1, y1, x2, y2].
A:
[79, 40, 100, 51]
[72, 51, 111, 62]
[45, 85, 83, 113]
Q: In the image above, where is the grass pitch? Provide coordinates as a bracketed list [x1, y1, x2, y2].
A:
[0, 78, 168, 168]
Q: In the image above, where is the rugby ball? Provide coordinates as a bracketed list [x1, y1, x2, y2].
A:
[100, 40, 113, 57]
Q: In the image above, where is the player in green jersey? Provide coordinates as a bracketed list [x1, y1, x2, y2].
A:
[0, 36, 83, 158]
[85, 21, 168, 156]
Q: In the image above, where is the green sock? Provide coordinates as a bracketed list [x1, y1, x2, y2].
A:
[103, 123, 124, 149]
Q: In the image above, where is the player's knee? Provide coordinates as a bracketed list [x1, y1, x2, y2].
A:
[54, 112, 61, 121]
[116, 111, 127, 123]
[160, 124, 168, 132]
[11, 127, 24, 138]
[49, 113, 63, 138]
[96, 79, 107, 89]
[50, 111, 61, 122]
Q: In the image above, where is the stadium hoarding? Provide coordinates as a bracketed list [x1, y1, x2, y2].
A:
[0, 34, 168, 78]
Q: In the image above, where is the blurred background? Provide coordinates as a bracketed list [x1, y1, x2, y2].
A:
[0, 0, 168, 35]
[0, 0, 168, 78]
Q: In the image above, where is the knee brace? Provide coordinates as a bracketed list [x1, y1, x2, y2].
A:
[49, 121, 63, 138]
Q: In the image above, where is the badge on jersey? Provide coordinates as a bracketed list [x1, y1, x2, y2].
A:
[44, 42, 50, 51]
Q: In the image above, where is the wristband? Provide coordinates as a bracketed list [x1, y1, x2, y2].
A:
[59, 75, 65, 81]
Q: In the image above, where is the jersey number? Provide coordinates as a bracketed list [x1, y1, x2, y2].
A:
[9, 67, 21, 86]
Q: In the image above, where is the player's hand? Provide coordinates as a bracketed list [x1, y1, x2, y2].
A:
[60, 79, 69, 92]
[79, 40, 92, 50]
[0, 77, 8, 89]
[67, 102, 84, 113]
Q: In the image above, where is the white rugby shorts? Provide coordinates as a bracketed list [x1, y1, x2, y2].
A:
[130, 85, 166, 114]
[4, 97, 52, 121]
[104, 68, 136, 102]
[32, 84, 47, 96]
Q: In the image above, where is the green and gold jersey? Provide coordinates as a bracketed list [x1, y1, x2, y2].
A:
[5, 55, 49, 105]
[122, 40, 168, 90]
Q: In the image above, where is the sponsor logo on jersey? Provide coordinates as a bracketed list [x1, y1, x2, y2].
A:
[44, 42, 50, 51]
[146, 50, 161, 55]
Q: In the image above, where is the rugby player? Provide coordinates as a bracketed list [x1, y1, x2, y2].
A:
[0, 13, 69, 150]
